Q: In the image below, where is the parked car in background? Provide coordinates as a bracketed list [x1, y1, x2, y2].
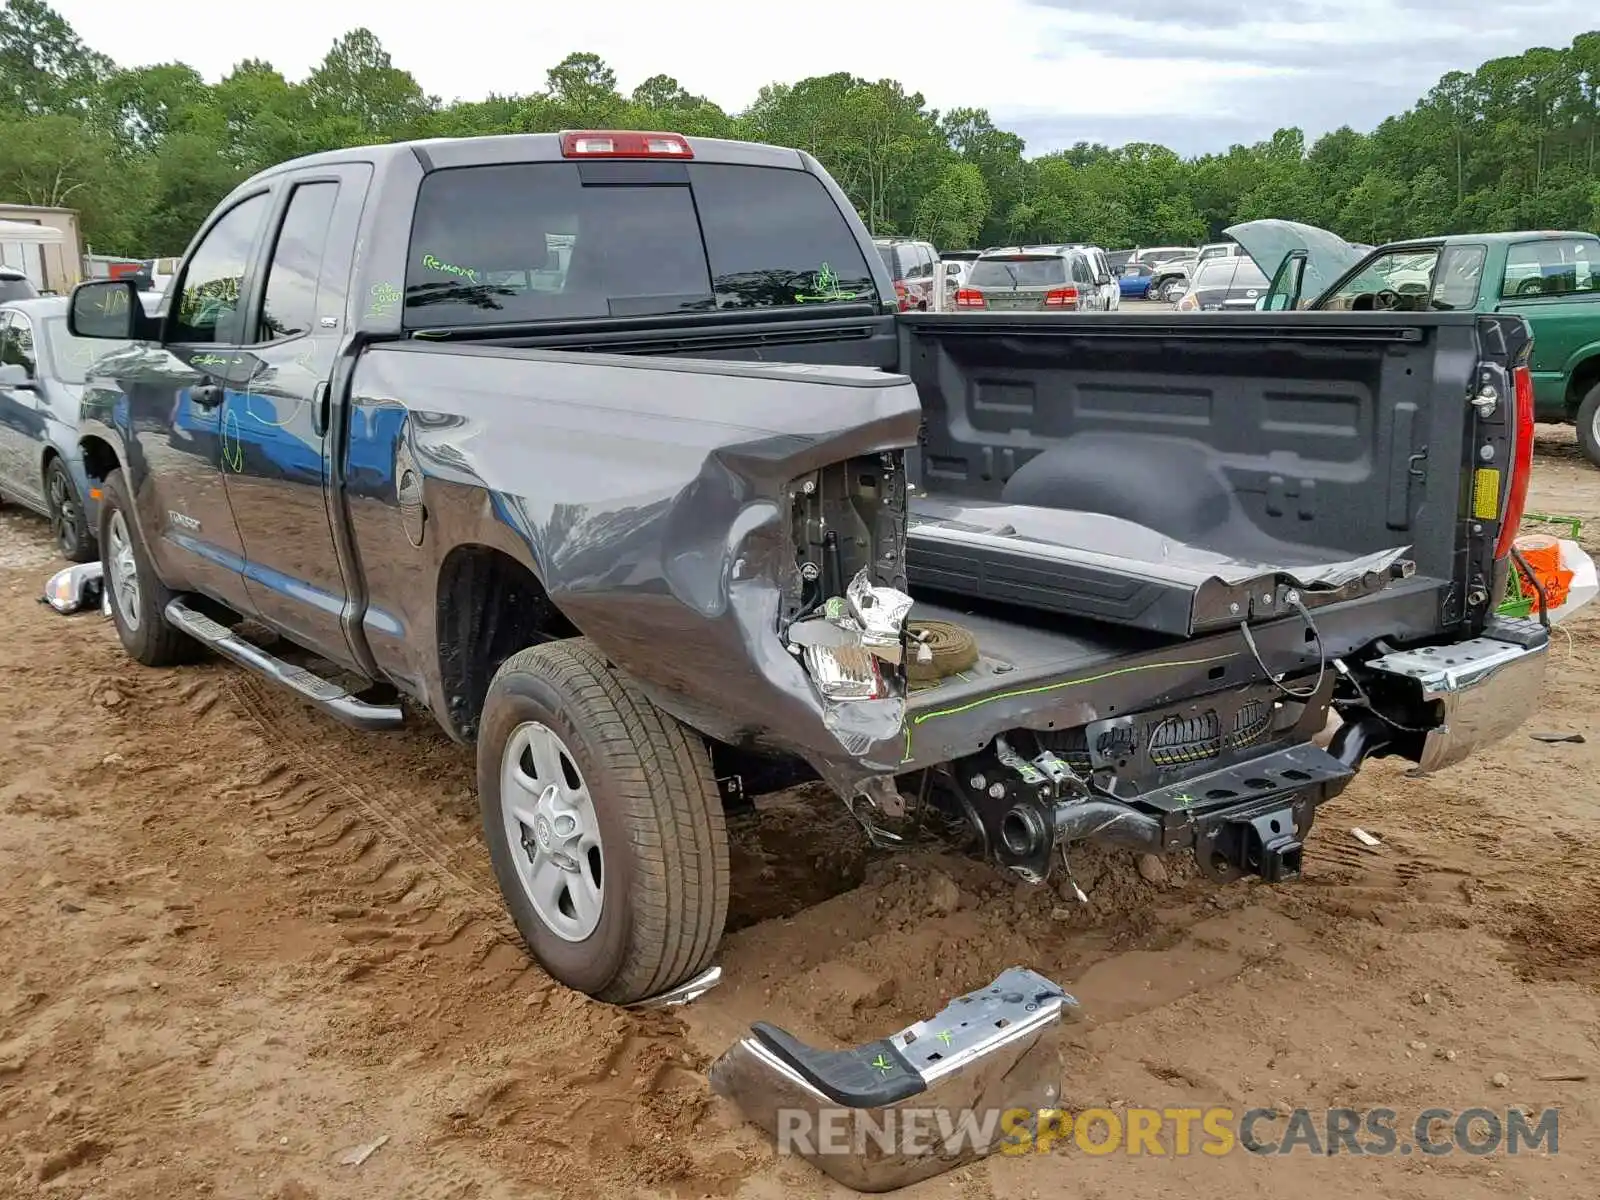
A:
[1128, 246, 1193, 267]
[935, 258, 972, 310]
[1037, 244, 1120, 310]
[1237, 224, 1600, 465]
[874, 238, 940, 310]
[956, 246, 1109, 311]
[1174, 255, 1270, 311]
[1149, 255, 1198, 303]
[1118, 260, 1153, 298]
[0, 296, 130, 561]
[1194, 241, 1246, 266]
[1106, 249, 1135, 273]
[0, 268, 39, 303]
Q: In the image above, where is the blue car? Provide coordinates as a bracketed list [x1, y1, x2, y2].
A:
[0, 296, 133, 562]
[1118, 263, 1158, 299]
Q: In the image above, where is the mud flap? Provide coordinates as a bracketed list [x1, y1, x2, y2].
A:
[707, 967, 1078, 1191]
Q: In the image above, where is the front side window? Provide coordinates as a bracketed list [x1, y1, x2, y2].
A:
[259, 182, 340, 342]
[1431, 244, 1487, 310]
[406, 162, 877, 327]
[2, 312, 35, 377]
[172, 192, 271, 344]
[1502, 238, 1600, 299]
[1317, 247, 1444, 312]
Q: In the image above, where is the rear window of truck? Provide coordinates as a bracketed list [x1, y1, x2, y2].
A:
[404, 162, 879, 325]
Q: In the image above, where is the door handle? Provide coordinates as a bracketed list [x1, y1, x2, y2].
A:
[192, 383, 224, 410]
[311, 381, 330, 437]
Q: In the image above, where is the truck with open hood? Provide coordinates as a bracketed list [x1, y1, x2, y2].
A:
[65, 131, 1551, 1005]
[1231, 219, 1600, 465]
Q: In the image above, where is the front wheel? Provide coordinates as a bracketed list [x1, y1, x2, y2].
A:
[99, 468, 199, 667]
[46, 457, 96, 563]
[1576, 383, 1600, 469]
[476, 638, 729, 1004]
[1163, 279, 1188, 303]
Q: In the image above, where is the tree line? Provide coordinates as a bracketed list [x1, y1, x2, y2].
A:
[1, 0, 1596, 259]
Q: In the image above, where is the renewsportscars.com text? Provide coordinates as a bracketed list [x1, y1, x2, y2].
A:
[776, 1105, 1560, 1158]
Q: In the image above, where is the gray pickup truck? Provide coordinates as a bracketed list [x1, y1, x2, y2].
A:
[65, 129, 1548, 1004]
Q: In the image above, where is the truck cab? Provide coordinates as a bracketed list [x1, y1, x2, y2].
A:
[1247, 225, 1600, 465]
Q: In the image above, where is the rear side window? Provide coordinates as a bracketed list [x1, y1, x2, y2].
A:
[969, 257, 1067, 287]
[0, 276, 37, 302]
[259, 182, 339, 342]
[405, 162, 877, 326]
[1502, 238, 1600, 299]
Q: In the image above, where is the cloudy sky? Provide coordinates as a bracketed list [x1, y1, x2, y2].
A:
[55, 0, 1596, 157]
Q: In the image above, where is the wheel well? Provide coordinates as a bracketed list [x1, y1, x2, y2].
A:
[1567, 355, 1600, 417]
[436, 545, 579, 741]
[79, 436, 119, 483]
[39, 444, 59, 484]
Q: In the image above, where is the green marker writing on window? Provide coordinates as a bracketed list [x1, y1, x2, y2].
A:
[794, 262, 859, 303]
[368, 281, 402, 318]
[420, 254, 479, 284]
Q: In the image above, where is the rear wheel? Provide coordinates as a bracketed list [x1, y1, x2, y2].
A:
[1576, 383, 1600, 469]
[99, 468, 199, 667]
[476, 638, 729, 1004]
[45, 457, 96, 563]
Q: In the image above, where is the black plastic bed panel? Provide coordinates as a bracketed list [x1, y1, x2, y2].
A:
[906, 528, 1197, 633]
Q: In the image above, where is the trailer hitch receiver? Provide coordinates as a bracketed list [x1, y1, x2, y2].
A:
[708, 967, 1078, 1192]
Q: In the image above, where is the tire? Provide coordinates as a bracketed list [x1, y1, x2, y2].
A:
[98, 468, 199, 667]
[1577, 383, 1600, 469]
[45, 457, 96, 563]
[1163, 278, 1188, 303]
[476, 638, 729, 1004]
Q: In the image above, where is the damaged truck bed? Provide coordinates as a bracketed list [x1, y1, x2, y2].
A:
[67, 129, 1549, 1006]
[769, 309, 1547, 884]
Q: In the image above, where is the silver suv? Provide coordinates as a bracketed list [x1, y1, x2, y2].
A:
[956, 247, 1108, 312]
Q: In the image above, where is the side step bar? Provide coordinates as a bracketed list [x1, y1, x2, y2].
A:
[164, 598, 405, 732]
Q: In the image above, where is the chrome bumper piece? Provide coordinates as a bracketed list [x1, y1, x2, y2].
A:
[708, 966, 1078, 1192]
[1364, 617, 1549, 772]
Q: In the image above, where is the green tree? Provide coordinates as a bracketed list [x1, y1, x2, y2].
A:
[0, 0, 110, 115]
[6, 2, 1600, 264]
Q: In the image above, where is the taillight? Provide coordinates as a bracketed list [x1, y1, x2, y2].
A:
[1176, 292, 1198, 311]
[955, 288, 986, 308]
[1492, 363, 1536, 560]
[559, 130, 693, 158]
[1044, 287, 1079, 308]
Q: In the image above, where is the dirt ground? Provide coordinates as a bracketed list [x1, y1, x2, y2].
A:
[3, 431, 1598, 1200]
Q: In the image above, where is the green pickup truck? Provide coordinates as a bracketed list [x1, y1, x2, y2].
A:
[1232, 222, 1600, 466]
